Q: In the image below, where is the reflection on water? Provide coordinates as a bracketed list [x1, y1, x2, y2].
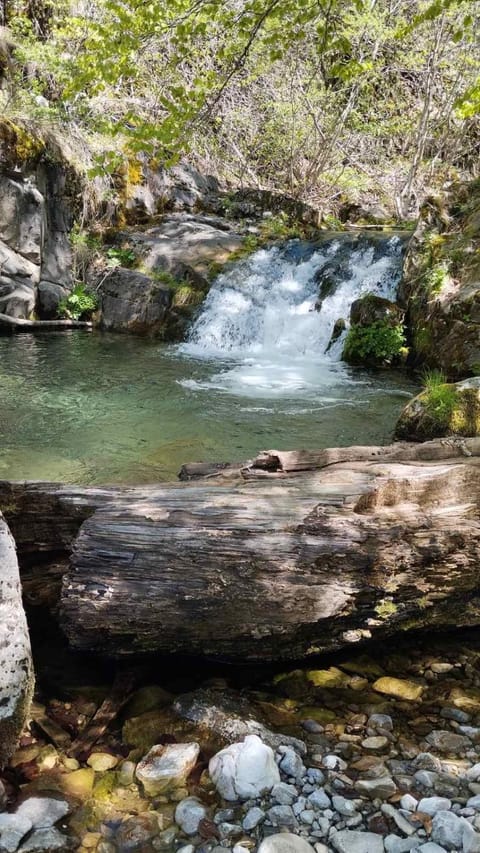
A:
[0, 332, 418, 485]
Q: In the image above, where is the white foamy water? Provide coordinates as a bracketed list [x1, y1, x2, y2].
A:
[178, 236, 404, 398]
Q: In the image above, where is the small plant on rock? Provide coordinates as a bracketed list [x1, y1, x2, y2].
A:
[58, 283, 99, 320]
[105, 247, 137, 268]
[343, 320, 406, 365]
[421, 369, 457, 423]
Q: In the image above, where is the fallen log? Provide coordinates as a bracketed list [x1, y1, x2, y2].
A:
[0, 313, 93, 333]
[2, 438, 480, 662]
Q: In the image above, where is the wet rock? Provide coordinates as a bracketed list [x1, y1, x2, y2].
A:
[15, 797, 70, 828]
[18, 827, 70, 851]
[174, 689, 305, 754]
[361, 736, 389, 753]
[0, 813, 33, 852]
[115, 813, 160, 851]
[330, 829, 385, 853]
[86, 752, 119, 772]
[175, 797, 208, 836]
[350, 293, 404, 327]
[257, 834, 316, 853]
[369, 714, 394, 732]
[136, 742, 200, 796]
[395, 378, 480, 442]
[59, 767, 95, 800]
[209, 735, 280, 801]
[372, 678, 423, 702]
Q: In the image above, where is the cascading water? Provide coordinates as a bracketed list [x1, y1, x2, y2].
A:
[179, 234, 406, 399]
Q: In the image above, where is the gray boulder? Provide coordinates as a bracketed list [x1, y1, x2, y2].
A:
[0, 176, 45, 264]
[0, 514, 34, 767]
[100, 267, 171, 335]
[37, 282, 68, 319]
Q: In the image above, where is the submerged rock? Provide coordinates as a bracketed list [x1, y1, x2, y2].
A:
[372, 677, 424, 702]
[175, 797, 208, 835]
[136, 742, 200, 797]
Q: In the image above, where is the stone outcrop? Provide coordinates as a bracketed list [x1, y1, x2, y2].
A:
[98, 213, 243, 336]
[99, 268, 172, 335]
[0, 167, 73, 320]
[0, 513, 34, 767]
[400, 183, 480, 378]
[395, 376, 480, 441]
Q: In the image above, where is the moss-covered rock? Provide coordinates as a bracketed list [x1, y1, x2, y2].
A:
[401, 184, 480, 378]
[395, 377, 480, 441]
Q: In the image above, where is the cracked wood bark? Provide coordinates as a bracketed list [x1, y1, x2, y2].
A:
[61, 443, 480, 661]
[2, 437, 480, 662]
[0, 513, 34, 766]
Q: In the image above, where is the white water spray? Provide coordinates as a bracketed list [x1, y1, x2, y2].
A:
[179, 236, 404, 398]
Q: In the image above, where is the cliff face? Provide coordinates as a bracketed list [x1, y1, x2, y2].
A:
[400, 180, 480, 379]
[0, 120, 75, 320]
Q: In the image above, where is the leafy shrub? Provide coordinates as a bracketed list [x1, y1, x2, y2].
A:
[423, 261, 450, 296]
[105, 246, 137, 268]
[343, 321, 406, 365]
[58, 283, 99, 320]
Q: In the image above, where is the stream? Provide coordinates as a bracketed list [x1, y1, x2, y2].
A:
[0, 234, 418, 485]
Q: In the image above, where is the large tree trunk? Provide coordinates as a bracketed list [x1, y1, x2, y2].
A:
[2, 437, 480, 662]
[0, 513, 34, 766]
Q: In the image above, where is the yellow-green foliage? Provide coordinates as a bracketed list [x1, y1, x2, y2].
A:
[0, 118, 45, 165]
[172, 285, 203, 308]
[375, 599, 398, 619]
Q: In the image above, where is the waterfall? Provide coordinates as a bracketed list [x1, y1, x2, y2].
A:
[178, 234, 405, 398]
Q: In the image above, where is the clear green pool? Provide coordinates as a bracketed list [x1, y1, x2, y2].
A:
[0, 332, 418, 485]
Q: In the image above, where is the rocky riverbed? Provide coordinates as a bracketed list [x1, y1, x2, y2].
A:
[3, 631, 480, 853]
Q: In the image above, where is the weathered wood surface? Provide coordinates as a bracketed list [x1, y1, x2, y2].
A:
[243, 437, 480, 475]
[2, 437, 480, 662]
[0, 313, 92, 333]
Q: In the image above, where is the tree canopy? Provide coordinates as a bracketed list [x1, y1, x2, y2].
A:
[1, 0, 479, 214]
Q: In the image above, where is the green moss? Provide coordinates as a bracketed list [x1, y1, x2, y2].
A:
[375, 599, 398, 619]
[0, 118, 45, 164]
